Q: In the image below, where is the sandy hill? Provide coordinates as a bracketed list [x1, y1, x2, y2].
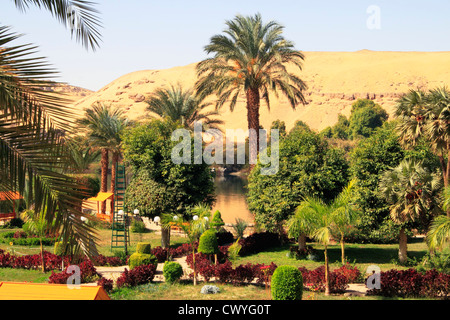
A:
[71, 50, 450, 134]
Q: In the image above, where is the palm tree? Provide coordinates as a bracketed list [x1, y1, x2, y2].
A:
[379, 160, 443, 264]
[21, 208, 54, 272]
[426, 186, 450, 251]
[329, 180, 359, 265]
[395, 87, 450, 198]
[77, 103, 129, 215]
[67, 136, 101, 173]
[146, 85, 223, 131]
[287, 180, 359, 266]
[294, 196, 334, 296]
[196, 13, 307, 161]
[1, 1, 101, 257]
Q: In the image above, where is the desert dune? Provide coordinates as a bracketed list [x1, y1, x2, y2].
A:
[70, 50, 450, 134]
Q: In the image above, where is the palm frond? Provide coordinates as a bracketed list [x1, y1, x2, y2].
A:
[0, 25, 97, 257]
[12, 0, 102, 51]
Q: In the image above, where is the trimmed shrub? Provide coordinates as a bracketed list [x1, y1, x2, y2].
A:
[198, 229, 219, 255]
[163, 261, 184, 284]
[210, 210, 225, 230]
[136, 242, 151, 254]
[271, 266, 303, 300]
[128, 252, 158, 269]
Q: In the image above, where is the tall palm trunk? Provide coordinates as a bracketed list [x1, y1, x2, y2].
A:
[340, 234, 346, 265]
[246, 87, 260, 166]
[398, 227, 408, 264]
[324, 245, 330, 296]
[100, 148, 109, 214]
[110, 151, 119, 215]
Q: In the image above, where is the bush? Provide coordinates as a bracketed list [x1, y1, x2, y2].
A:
[367, 268, 450, 298]
[136, 242, 151, 254]
[271, 266, 303, 300]
[216, 231, 234, 246]
[238, 232, 283, 256]
[131, 220, 147, 233]
[210, 210, 225, 230]
[163, 261, 184, 284]
[299, 266, 349, 293]
[97, 277, 114, 293]
[48, 260, 101, 284]
[128, 252, 158, 270]
[198, 229, 219, 255]
[116, 264, 157, 288]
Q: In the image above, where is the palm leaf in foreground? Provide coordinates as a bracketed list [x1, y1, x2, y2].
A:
[0, 26, 98, 257]
[12, 0, 102, 51]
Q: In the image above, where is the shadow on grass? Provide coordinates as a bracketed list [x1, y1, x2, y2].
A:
[311, 246, 428, 265]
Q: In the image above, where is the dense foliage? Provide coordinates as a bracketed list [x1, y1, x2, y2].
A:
[122, 119, 215, 219]
[247, 124, 350, 232]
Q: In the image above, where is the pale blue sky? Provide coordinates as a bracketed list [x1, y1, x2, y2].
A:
[1, 0, 449, 90]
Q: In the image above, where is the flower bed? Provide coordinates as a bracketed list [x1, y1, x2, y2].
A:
[366, 268, 450, 299]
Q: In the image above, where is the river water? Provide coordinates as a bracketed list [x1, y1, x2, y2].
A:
[211, 174, 255, 225]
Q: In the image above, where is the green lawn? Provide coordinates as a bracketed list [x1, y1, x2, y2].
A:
[233, 239, 429, 273]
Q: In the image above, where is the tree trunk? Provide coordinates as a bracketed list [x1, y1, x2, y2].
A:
[340, 235, 346, 265]
[324, 245, 330, 296]
[298, 234, 307, 251]
[398, 227, 408, 264]
[110, 152, 119, 216]
[161, 225, 171, 249]
[192, 249, 197, 286]
[246, 87, 260, 167]
[40, 238, 45, 273]
[100, 148, 109, 214]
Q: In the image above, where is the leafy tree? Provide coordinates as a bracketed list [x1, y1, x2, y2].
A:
[348, 99, 388, 139]
[247, 125, 349, 234]
[379, 160, 442, 264]
[349, 122, 439, 242]
[196, 13, 307, 159]
[146, 85, 223, 131]
[320, 99, 388, 140]
[0, 1, 101, 258]
[122, 119, 215, 248]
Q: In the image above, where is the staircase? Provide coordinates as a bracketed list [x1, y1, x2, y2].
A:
[111, 164, 130, 253]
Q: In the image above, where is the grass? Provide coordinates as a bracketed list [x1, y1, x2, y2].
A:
[233, 240, 429, 273]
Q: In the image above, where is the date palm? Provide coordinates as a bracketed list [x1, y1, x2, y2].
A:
[146, 85, 223, 131]
[196, 13, 307, 161]
[77, 103, 129, 215]
[379, 160, 442, 264]
[1, 1, 101, 257]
